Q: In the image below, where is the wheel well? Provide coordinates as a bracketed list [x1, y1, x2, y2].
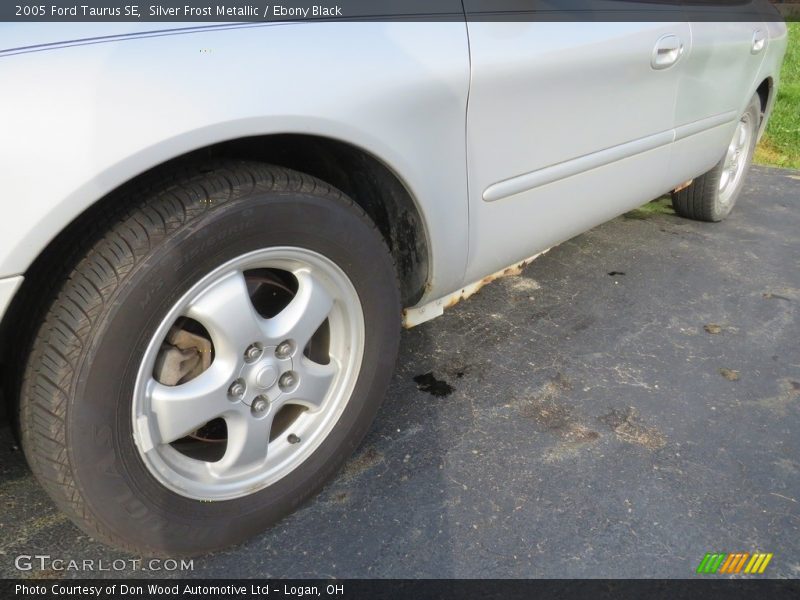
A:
[213, 135, 429, 306]
[756, 78, 772, 121]
[0, 135, 430, 426]
[15, 134, 429, 307]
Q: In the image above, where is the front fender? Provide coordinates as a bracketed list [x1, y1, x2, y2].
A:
[0, 22, 471, 305]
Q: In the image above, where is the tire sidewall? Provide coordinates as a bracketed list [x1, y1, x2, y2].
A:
[67, 190, 399, 554]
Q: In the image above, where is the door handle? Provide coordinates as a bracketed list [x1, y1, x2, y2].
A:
[651, 34, 684, 70]
[752, 29, 766, 54]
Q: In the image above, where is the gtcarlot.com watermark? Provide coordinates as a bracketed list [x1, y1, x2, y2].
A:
[14, 554, 194, 572]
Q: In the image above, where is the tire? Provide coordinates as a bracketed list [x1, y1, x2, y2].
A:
[19, 161, 401, 556]
[671, 93, 761, 222]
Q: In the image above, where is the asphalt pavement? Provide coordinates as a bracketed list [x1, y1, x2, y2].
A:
[1, 165, 798, 579]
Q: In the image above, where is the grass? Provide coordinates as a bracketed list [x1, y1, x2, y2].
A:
[623, 195, 674, 220]
[755, 22, 800, 169]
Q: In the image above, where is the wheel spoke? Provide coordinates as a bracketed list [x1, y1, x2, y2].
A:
[148, 363, 233, 444]
[286, 359, 337, 411]
[210, 413, 271, 477]
[736, 122, 747, 147]
[265, 270, 334, 349]
[185, 270, 266, 358]
[719, 169, 730, 191]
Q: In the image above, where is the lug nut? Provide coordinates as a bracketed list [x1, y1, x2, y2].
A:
[251, 396, 270, 416]
[278, 371, 297, 391]
[228, 379, 246, 400]
[275, 341, 294, 359]
[244, 343, 263, 363]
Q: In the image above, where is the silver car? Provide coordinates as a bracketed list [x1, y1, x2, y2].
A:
[0, 9, 788, 555]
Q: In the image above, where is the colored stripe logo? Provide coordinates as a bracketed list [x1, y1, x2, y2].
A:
[696, 552, 773, 574]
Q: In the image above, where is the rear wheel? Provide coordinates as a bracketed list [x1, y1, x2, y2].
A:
[671, 93, 760, 222]
[20, 161, 401, 556]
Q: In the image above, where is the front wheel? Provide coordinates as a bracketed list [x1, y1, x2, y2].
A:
[20, 161, 401, 556]
[671, 93, 761, 222]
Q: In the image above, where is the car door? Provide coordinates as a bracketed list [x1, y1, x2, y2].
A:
[670, 2, 768, 183]
[462, 1, 689, 283]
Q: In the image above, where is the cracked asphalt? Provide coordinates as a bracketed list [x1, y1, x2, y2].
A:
[1, 165, 798, 579]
